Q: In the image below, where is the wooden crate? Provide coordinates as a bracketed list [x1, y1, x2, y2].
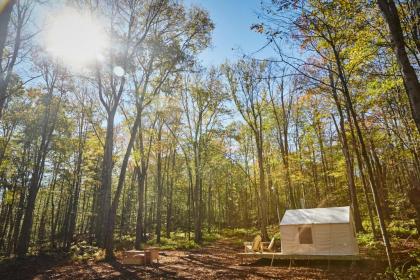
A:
[145, 247, 159, 262]
[122, 253, 145, 265]
[122, 248, 160, 265]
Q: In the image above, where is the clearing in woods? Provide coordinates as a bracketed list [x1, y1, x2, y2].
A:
[0, 238, 403, 280]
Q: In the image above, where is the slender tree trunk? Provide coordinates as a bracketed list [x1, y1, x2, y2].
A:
[5, 184, 17, 255]
[0, 185, 15, 251]
[17, 95, 58, 256]
[193, 146, 203, 243]
[0, 0, 23, 120]
[255, 132, 269, 240]
[96, 110, 115, 247]
[331, 114, 364, 232]
[49, 174, 57, 249]
[17, 182, 38, 256]
[65, 134, 85, 249]
[329, 71, 364, 232]
[104, 109, 143, 259]
[155, 122, 163, 244]
[135, 168, 145, 249]
[378, 0, 420, 132]
[166, 150, 175, 238]
[11, 185, 25, 256]
[408, 185, 420, 234]
[332, 46, 393, 268]
[269, 84, 296, 209]
[0, 0, 15, 59]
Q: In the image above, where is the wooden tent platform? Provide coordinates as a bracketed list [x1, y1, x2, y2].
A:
[237, 252, 360, 264]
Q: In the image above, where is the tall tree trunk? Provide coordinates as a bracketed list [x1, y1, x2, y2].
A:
[104, 109, 143, 260]
[155, 122, 163, 244]
[11, 185, 25, 256]
[378, 0, 420, 132]
[329, 71, 364, 232]
[0, 0, 15, 59]
[332, 46, 393, 268]
[17, 182, 39, 256]
[193, 143, 203, 243]
[135, 168, 145, 249]
[134, 115, 155, 248]
[408, 184, 420, 234]
[17, 87, 58, 256]
[269, 82, 296, 209]
[166, 150, 175, 238]
[255, 132, 269, 240]
[96, 110, 115, 247]
[0, 0, 24, 120]
[49, 171, 58, 249]
[65, 128, 85, 249]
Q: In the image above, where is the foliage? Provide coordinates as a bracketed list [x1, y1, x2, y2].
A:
[70, 242, 104, 262]
[146, 236, 200, 250]
[388, 220, 418, 239]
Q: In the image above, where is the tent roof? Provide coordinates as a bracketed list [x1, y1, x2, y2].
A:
[280, 206, 350, 225]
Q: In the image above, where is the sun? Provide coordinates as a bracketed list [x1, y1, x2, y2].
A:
[44, 8, 108, 70]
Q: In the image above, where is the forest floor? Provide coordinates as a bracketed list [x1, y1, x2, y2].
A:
[0, 238, 417, 280]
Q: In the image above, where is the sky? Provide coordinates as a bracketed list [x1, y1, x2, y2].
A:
[33, 0, 278, 69]
[183, 0, 277, 67]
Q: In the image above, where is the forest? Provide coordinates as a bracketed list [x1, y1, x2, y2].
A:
[0, 0, 419, 279]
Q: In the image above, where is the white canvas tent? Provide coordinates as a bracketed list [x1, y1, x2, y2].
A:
[279, 206, 359, 256]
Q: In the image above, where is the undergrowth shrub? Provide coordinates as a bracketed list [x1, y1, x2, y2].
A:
[70, 241, 104, 262]
[146, 236, 200, 250]
[388, 220, 418, 239]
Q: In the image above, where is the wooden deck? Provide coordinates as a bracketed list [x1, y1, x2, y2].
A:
[237, 252, 360, 264]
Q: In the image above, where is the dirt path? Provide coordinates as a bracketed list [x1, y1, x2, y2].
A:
[0, 239, 388, 279]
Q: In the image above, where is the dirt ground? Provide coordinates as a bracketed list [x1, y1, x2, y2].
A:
[0, 239, 397, 279]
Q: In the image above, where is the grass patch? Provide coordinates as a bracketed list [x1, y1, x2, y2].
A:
[203, 232, 222, 243]
[388, 220, 418, 239]
[220, 227, 260, 239]
[146, 236, 200, 250]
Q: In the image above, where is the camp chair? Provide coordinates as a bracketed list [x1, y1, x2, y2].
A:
[261, 237, 275, 252]
[243, 235, 262, 253]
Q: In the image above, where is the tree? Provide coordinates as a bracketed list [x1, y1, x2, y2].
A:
[101, 1, 213, 259]
[377, 0, 420, 132]
[17, 60, 68, 256]
[0, 0, 34, 120]
[224, 59, 270, 240]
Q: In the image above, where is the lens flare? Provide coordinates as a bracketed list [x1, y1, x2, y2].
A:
[113, 66, 125, 77]
[44, 8, 108, 70]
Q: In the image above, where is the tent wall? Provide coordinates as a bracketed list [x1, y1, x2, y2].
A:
[280, 223, 359, 255]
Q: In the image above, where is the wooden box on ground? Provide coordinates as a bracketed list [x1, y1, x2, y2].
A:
[122, 250, 145, 265]
[146, 247, 159, 263]
[122, 248, 159, 265]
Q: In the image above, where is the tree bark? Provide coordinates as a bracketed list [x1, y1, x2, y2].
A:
[378, 0, 420, 132]
[0, 0, 15, 59]
[104, 108, 143, 259]
[134, 166, 145, 248]
[17, 85, 59, 256]
[332, 45, 393, 268]
[155, 122, 163, 244]
[96, 110, 115, 247]
[166, 150, 175, 238]
[64, 115, 86, 249]
[255, 132, 269, 240]
[329, 71, 364, 232]
[408, 185, 420, 234]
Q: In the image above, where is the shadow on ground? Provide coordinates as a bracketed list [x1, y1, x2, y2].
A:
[0, 239, 390, 279]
